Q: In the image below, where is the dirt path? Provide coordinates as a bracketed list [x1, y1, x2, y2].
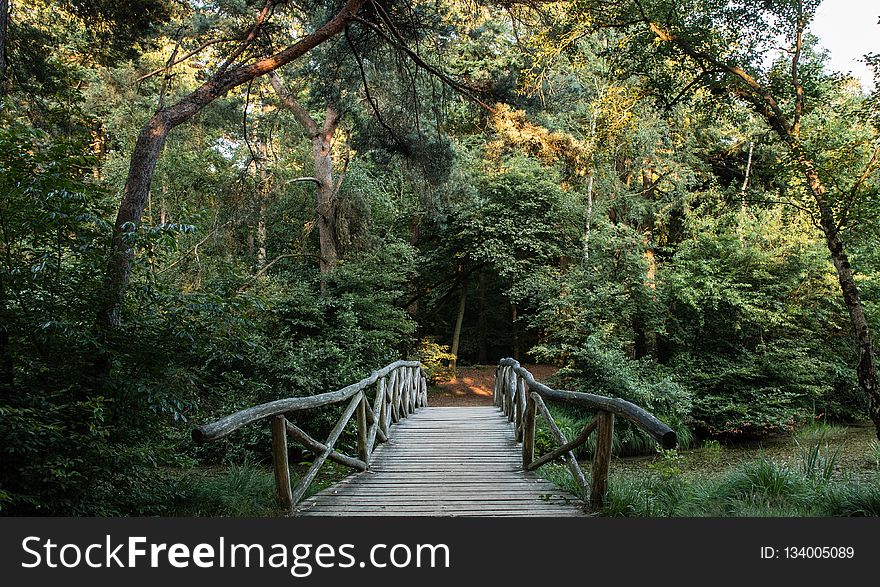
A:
[428, 364, 558, 407]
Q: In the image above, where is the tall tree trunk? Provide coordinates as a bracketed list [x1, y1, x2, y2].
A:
[96, 0, 367, 328]
[583, 115, 597, 263]
[450, 283, 467, 374]
[256, 196, 267, 270]
[98, 113, 170, 328]
[583, 171, 594, 262]
[254, 136, 269, 270]
[739, 140, 753, 245]
[0, 0, 7, 88]
[270, 75, 341, 292]
[511, 303, 520, 362]
[807, 167, 880, 436]
[312, 109, 339, 280]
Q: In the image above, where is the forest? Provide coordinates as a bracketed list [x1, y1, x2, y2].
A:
[1, 0, 879, 517]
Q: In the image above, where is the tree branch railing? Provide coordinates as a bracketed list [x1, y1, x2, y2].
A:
[192, 360, 428, 512]
[494, 358, 677, 509]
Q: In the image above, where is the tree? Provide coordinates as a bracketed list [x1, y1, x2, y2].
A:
[270, 73, 344, 287]
[0, 0, 7, 84]
[562, 0, 880, 437]
[98, 0, 368, 328]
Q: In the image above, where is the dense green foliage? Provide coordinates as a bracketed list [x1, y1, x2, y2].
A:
[1, 0, 878, 515]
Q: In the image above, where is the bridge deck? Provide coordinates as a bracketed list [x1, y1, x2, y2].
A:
[295, 406, 586, 517]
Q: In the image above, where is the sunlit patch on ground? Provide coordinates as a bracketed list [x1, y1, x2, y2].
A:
[429, 364, 558, 406]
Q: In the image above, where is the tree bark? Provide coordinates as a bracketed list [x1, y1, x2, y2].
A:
[511, 303, 520, 362]
[739, 140, 753, 245]
[1, 0, 8, 88]
[583, 114, 597, 263]
[97, 0, 367, 327]
[450, 283, 467, 374]
[269, 74, 341, 291]
[583, 171, 594, 262]
[312, 106, 340, 279]
[808, 166, 880, 436]
[256, 206, 267, 267]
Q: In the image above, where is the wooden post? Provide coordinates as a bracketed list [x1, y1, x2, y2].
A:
[389, 369, 400, 423]
[515, 376, 526, 442]
[356, 392, 368, 466]
[378, 377, 389, 438]
[522, 392, 536, 469]
[507, 374, 517, 423]
[398, 368, 408, 419]
[590, 411, 614, 509]
[414, 367, 421, 408]
[501, 371, 508, 416]
[406, 368, 416, 414]
[271, 415, 293, 511]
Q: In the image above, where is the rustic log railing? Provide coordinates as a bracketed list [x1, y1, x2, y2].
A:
[494, 358, 677, 508]
[192, 360, 428, 511]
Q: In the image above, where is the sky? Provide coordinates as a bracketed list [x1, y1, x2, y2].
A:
[812, 0, 879, 90]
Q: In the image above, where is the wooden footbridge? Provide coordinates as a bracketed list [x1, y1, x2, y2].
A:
[194, 359, 677, 516]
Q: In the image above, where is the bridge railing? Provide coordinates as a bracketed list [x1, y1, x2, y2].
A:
[495, 358, 677, 509]
[192, 360, 428, 512]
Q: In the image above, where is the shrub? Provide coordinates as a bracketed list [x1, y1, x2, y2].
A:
[414, 337, 457, 383]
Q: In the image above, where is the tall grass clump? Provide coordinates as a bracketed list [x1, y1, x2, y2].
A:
[538, 463, 589, 500]
[868, 440, 880, 469]
[715, 458, 809, 501]
[796, 441, 840, 482]
[794, 421, 848, 443]
[816, 483, 880, 517]
[179, 463, 278, 517]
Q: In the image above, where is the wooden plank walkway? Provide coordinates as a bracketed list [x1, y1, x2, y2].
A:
[295, 406, 586, 517]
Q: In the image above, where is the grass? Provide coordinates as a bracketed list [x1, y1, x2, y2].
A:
[179, 463, 279, 517]
[794, 421, 849, 443]
[596, 458, 880, 517]
[536, 421, 880, 517]
[868, 440, 880, 469]
[166, 459, 354, 517]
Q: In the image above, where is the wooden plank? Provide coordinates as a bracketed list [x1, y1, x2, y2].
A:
[314, 488, 570, 496]
[298, 506, 584, 514]
[296, 405, 585, 517]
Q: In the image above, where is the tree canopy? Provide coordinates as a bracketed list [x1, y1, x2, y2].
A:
[1, 0, 878, 515]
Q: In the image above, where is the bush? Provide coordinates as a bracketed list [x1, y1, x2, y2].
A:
[414, 337, 457, 382]
[535, 336, 694, 456]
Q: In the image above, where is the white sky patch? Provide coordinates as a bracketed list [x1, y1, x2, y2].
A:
[812, 0, 879, 90]
[214, 137, 241, 160]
